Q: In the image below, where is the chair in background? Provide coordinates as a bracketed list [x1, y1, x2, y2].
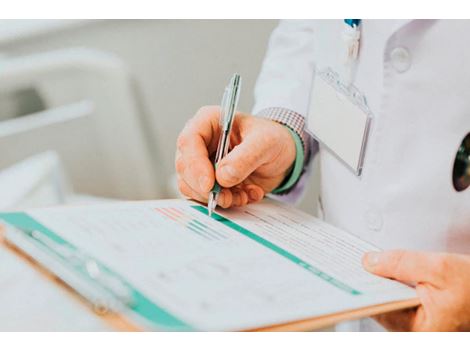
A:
[0, 48, 163, 200]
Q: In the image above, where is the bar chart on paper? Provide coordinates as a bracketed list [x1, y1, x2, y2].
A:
[154, 206, 230, 241]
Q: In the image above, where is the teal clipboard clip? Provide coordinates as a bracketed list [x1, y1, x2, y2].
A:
[0, 213, 193, 331]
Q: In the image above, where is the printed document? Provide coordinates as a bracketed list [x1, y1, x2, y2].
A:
[2, 199, 417, 330]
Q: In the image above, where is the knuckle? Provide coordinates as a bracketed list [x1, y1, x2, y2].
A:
[195, 105, 217, 121]
[197, 105, 211, 114]
[175, 157, 185, 174]
[176, 133, 188, 150]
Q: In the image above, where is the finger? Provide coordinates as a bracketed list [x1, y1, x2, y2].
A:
[216, 135, 271, 188]
[179, 105, 221, 154]
[183, 155, 215, 195]
[175, 150, 214, 197]
[176, 106, 221, 194]
[175, 147, 214, 196]
[177, 177, 207, 204]
[243, 184, 265, 203]
[230, 188, 242, 207]
[373, 307, 417, 332]
[362, 250, 446, 286]
[231, 187, 249, 207]
[238, 189, 249, 206]
[217, 188, 233, 209]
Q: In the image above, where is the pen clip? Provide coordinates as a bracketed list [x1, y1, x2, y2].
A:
[219, 87, 229, 129]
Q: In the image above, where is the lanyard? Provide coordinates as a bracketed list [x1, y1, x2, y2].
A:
[344, 19, 361, 27]
[343, 19, 362, 85]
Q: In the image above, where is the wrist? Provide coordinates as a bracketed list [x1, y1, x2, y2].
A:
[254, 107, 311, 195]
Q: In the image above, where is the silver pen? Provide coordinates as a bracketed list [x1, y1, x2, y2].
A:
[207, 74, 242, 217]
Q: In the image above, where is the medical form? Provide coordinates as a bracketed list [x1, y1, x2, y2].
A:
[0, 199, 418, 331]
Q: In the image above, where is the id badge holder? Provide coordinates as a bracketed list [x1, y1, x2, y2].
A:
[307, 68, 372, 176]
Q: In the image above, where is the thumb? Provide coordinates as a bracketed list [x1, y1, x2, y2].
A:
[362, 250, 445, 286]
[216, 136, 270, 188]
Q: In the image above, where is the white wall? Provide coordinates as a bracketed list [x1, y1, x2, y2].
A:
[0, 20, 320, 215]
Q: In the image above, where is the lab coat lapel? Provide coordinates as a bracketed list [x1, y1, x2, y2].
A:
[381, 19, 414, 39]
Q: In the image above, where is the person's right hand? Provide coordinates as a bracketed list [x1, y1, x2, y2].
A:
[175, 106, 297, 208]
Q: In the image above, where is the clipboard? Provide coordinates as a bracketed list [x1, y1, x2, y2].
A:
[0, 210, 420, 332]
[0, 231, 139, 332]
[0, 217, 191, 332]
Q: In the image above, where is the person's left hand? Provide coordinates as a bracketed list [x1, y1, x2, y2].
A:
[362, 250, 470, 331]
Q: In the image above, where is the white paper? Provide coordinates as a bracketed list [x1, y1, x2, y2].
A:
[24, 199, 416, 331]
[0, 244, 112, 331]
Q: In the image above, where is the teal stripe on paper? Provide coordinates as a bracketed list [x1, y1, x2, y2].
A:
[192, 206, 361, 295]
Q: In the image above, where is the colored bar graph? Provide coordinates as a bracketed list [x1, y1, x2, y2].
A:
[155, 207, 227, 241]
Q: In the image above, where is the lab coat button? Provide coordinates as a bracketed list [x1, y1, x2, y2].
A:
[365, 209, 383, 231]
[390, 47, 411, 73]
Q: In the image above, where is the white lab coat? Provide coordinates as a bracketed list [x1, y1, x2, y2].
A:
[253, 19, 470, 330]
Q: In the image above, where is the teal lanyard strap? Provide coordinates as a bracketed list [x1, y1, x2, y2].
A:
[344, 19, 361, 27]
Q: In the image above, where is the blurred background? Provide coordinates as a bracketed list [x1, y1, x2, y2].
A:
[0, 19, 323, 331]
[0, 19, 319, 215]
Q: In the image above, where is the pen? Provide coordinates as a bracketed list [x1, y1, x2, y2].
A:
[207, 74, 242, 217]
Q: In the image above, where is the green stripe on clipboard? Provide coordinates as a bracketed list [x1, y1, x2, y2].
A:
[0, 212, 193, 331]
[192, 206, 361, 296]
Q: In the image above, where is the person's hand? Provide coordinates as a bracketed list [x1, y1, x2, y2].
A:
[363, 250, 470, 331]
[175, 106, 296, 208]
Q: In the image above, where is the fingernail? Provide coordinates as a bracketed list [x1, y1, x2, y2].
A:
[364, 251, 381, 269]
[248, 189, 260, 202]
[198, 176, 211, 192]
[219, 166, 237, 183]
